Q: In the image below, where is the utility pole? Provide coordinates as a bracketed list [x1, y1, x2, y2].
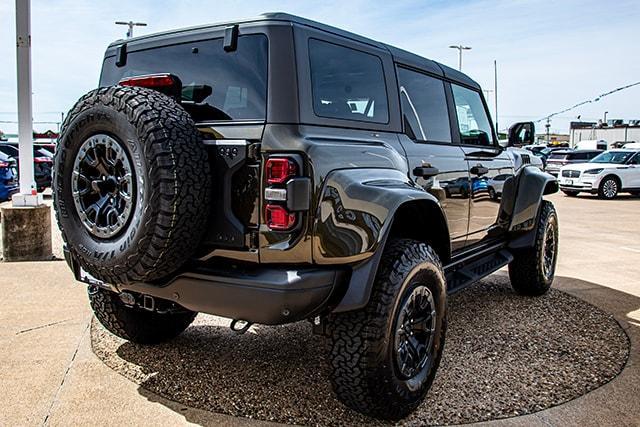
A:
[449, 45, 471, 71]
[545, 118, 551, 145]
[115, 21, 147, 38]
[494, 60, 498, 135]
[483, 89, 495, 124]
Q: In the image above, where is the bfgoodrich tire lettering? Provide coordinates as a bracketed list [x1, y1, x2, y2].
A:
[326, 239, 447, 420]
[509, 200, 558, 296]
[53, 86, 211, 284]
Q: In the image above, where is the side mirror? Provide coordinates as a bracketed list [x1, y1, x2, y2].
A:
[507, 122, 536, 147]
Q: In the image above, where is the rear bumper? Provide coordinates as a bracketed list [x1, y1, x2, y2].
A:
[64, 247, 345, 325]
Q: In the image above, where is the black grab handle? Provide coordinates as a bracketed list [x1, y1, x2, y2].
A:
[413, 166, 440, 178]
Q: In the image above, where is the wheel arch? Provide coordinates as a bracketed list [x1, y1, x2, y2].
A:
[506, 166, 558, 250]
[314, 168, 450, 312]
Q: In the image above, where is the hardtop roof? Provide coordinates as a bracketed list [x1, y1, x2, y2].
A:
[108, 12, 480, 90]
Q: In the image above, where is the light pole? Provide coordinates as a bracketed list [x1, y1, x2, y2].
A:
[15, 0, 37, 204]
[115, 21, 147, 38]
[449, 45, 471, 71]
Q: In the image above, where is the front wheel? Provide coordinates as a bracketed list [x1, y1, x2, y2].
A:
[326, 239, 447, 420]
[598, 176, 619, 199]
[509, 200, 558, 296]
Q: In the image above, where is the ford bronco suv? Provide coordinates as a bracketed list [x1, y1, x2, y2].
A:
[54, 13, 559, 420]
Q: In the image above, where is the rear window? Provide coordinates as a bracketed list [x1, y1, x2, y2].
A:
[309, 39, 389, 124]
[549, 153, 569, 161]
[100, 35, 268, 121]
[568, 152, 589, 160]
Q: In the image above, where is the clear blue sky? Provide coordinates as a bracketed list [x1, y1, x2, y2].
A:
[1, 0, 639, 134]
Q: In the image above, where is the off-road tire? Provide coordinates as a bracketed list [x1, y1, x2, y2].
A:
[89, 287, 196, 344]
[598, 175, 619, 199]
[509, 200, 558, 296]
[562, 190, 579, 197]
[326, 239, 447, 420]
[53, 86, 211, 284]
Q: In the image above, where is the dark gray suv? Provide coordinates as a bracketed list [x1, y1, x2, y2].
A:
[54, 13, 559, 420]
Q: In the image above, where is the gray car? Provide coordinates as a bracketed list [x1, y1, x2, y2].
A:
[545, 149, 602, 176]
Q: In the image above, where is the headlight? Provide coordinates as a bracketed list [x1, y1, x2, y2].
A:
[584, 168, 604, 174]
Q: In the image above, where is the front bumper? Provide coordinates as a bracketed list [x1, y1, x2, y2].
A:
[558, 174, 601, 193]
[64, 247, 345, 325]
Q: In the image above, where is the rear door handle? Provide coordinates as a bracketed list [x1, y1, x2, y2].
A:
[470, 165, 489, 176]
[413, 166, 440, 178]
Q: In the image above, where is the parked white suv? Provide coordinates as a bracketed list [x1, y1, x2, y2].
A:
[558, 149, 640, 199]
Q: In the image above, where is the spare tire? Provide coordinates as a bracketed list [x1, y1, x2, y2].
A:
[53, 86, 211, 284]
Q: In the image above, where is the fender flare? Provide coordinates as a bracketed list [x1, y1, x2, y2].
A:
[506, 166, 558, 249]
[312, 168, 448, 312]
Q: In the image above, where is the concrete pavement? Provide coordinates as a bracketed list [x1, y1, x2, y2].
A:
[0, 192, 638, 426]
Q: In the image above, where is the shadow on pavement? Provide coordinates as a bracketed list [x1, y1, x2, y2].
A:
[92, 274, 635, 426]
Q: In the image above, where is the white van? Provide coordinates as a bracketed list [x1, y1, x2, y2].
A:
[575, 139, 608, 150]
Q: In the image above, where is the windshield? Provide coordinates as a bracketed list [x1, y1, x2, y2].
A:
[100, 35, 268, 122]
[590, 151, 634, 164]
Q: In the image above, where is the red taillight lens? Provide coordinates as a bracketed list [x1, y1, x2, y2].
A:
[265, 204, 296, 230]
[0, 162, 8, 168]
[119, 73, 178, 89]
[34, 157, 51, 164]
[266, 158, 297, 184]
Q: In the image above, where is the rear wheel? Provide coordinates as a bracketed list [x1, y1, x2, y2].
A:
[562, 190, 579, 197]
[509, 200, 558, 296]
[89, 287, 196, 344]
[326, 239, 447, 420]
[598, 176, 619, 199]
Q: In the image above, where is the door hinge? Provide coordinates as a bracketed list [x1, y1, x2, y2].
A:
[248, 143, 261, 162]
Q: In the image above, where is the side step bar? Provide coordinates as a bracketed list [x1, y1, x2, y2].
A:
[444, 247, 514, 294]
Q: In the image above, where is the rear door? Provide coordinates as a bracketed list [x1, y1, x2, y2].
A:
[396, 66, 470, 250]
[450, 83, 514, 246]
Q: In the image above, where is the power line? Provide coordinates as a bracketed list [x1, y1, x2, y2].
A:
[537, 81, 640, 123]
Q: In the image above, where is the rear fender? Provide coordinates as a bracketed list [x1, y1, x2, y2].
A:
[312, 168, 448, 311]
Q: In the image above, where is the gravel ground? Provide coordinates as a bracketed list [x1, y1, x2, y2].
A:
[91, 274, 629, 426]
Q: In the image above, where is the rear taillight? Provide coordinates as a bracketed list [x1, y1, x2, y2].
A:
[34, 157, 51, 164]
[265, 204, 296, 230]
[266, 158, 297, 184]
[0, 162, 8, 168]
[264, 156, 301, 231]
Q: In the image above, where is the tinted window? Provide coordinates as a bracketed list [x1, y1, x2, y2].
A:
[569, 152, 589, 160]
[309, 39, 388, 123]
[549, 153, 569, 161]
[451, 84, 494, 146]
[397, 67, 451, 142]
[629, 154, 640, 164]
[100, 35, 268, 121]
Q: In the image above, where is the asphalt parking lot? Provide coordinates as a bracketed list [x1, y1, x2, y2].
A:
[1, 191, 639, 426]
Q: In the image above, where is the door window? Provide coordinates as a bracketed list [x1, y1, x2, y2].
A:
[309, 39, 389, 124]
[451, 84, 494, 146]
[397, 67, 451, 143]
